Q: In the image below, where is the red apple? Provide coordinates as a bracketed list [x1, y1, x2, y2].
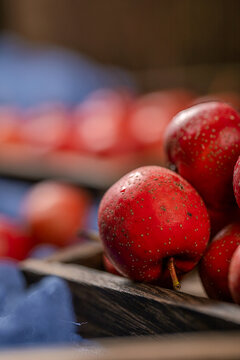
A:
[229, 245, 240, 304]
[199, 223, 240, 302]
[98, 166, 210, 287]
[22, 181, 91, 246]
[165, 102, 240, 210]
[0, 216, 33, 260]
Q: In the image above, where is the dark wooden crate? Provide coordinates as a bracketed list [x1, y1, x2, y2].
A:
[20, 240, 240, 339]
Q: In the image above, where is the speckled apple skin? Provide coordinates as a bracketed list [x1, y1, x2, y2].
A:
[233, 156, 240, 208]
[199, 223, 240, 302]
[165, 102, 240, 210]
[98, 166, 210, 285]
[229, 245, 240, 304]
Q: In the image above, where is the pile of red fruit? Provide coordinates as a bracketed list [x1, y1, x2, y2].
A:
[99, 101, 240, 305]
[2, 88, 240, 306]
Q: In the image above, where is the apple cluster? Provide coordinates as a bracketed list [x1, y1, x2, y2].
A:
[98, 101, 240, 305]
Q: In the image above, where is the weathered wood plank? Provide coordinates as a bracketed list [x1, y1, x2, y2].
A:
[20, 259, 240, 338]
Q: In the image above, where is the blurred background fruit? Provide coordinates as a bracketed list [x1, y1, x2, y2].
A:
[128, 89, 195, 163]
[22, 181, 91, 246]
[19, 104, 72, 152]
[0, 216, 33, 260]
[71, 89, 135, 156]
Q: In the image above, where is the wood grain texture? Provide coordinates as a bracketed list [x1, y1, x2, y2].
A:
[21, 259, 240, 338]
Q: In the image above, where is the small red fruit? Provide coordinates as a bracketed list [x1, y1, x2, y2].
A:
[98, 166, 210, 287]
[229, 245, 240, 304]
[199, 223, 240, 302]
[165, 102, 240, 210]
[0, 216, 33, 260]
[22, 181, 90, 246]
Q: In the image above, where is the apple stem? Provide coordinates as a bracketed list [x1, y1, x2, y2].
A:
[78, 229, 100, 242]
[168, 257, 181, 291]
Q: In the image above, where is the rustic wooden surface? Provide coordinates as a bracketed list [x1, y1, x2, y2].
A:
[1, 331, 240, 360]
[21, 259, 240, 338]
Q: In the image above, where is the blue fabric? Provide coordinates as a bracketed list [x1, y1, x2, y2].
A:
[0, 179, 31, 219]
[85, 200, 100, 231]
[0, 262, 82, 347]
[0, 33, 136, 107]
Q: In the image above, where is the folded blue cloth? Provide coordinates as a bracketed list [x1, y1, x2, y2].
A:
[0, 261, 82, 347]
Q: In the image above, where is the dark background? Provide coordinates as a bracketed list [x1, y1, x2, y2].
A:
[1, 0, 240, 70]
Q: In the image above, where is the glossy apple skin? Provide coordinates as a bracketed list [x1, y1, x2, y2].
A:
[165, 102, 240, 210]
[199, 223, 240, 302]
[229, 245, 240, 304]
[0, 217, 33, 260]
[98, 166, 210, 285]
[22, 181, 90, 247]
